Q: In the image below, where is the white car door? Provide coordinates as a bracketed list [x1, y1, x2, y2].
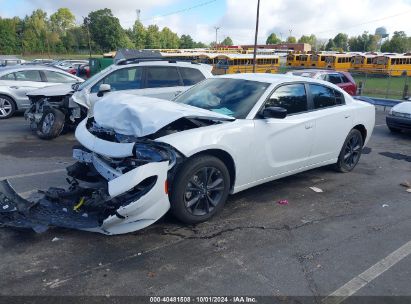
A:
[253, 83, 316, 181]
[306, 84, 354, 163]
[42, 70, 79, 86]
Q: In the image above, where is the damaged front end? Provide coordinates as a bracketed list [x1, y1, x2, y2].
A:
[0, 120, 181, 235]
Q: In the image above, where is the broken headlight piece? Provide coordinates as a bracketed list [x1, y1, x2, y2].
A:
[132, 142, 177, 169]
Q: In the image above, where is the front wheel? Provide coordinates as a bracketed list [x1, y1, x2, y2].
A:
[37, 108, 65, 140]
[170, 155, 231, 224]
[0, 95, 16, 119]
[335, 129, 363, 173]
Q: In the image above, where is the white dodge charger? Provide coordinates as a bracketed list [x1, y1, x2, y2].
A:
[0, 74, 375, 235]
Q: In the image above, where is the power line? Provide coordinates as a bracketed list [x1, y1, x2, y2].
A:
[141, 0, 219, 22]
[314, 9, 411, 35]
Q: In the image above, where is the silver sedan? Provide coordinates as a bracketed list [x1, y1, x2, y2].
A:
[0, 66, 83, 119]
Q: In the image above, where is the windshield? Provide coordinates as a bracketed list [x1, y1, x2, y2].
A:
[77, 65, 114, 91]
[174, 78, 269, 119]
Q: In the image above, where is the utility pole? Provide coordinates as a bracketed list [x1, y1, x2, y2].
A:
[83, 17, 92, 58]
[289, 29, 293, 41]
[136, 9, 141, 22]
[214, 26, 220, 49]
[252, 0, 261, 72]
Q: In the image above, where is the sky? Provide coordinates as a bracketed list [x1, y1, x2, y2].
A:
[1, 0, 411, 45]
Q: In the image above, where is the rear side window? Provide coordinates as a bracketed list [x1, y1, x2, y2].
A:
[310, 84, 344, 109]
[43, 70, 77, 83]
[179, 67, 205, 86]
[145, 66, 181, 88]
[0, 73, 16, 80]
[327, 74, 342, 84]
[340, 74, 350, 83]
[266, 84, 308, 115]
[14, 70, 42, 82]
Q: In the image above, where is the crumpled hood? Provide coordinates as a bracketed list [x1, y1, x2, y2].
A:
[27, 83, 74, 97]
[93, 93, 235, 137]
[392, 101, 411, 114]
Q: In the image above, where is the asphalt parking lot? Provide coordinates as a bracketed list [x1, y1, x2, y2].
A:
[0, 109, 410, 301]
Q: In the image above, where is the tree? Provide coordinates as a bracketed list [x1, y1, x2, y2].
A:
[87, 8, 128, 52]
[333, 33, 348, 51]
[50, 8, 75, 35]
[298, 34, 317, 47]
[286, 36, 297, 43]
[145, 25, 161, 49]
[348, 32, 379, 52]
[0, 18, 19, 54]
[132, 20, 146, 49]
[381, 31, 410, 53]
[266, 33, 281, 44]
[221, 36, 233, 46]
[325, 39, 335, 51]
[180, 34, 194, 49]
[159, 27, 180, 49]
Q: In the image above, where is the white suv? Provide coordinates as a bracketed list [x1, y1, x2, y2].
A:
[25, 59, 213, 139]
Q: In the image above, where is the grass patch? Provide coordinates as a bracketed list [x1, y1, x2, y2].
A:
[352, 74, 409, 99]
[21, 54, 103, 60]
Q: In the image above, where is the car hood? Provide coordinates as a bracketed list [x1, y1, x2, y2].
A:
[392, 101, 411, 114]
[93, 93, 235, 137]
[26, 83, 74, 97]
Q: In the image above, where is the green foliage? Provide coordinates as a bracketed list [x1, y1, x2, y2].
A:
[298, 34, 316, 47]
[333, 33, 349, 51]
[180, 34, 195, 48]
[87, 8, 131, 52]
[0, 18, 19, 54]
[221, 36, 233, 46]
[348, 32, 379, 52]
[50, 8, 75, 34]
[132, 21, 146, 49]
[266, 33, 281, 44]
[381, 31, 411, 53]
[145, 25, 161, 49]
[286, 36, 297, 43]
[325, 39, 335, 51]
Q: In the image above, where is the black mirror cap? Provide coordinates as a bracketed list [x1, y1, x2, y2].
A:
[262, 107, 287, 119]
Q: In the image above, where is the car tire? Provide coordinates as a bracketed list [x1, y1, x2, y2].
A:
[0, 95, 16, 119]
[335, 129, 364, 173]
[170, 155, 231, 225]
[36, 108, 65, 140]
[388, 126, 401, 133]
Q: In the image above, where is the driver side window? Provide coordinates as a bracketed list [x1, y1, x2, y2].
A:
[265, 84, 308, 115]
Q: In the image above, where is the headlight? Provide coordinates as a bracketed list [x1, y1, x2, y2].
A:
[389, 108, 393, 115]
[132, 142, 177, 169]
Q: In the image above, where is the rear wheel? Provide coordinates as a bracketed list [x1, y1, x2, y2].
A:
[335, 129, 363, 173]
[170, 155, 230, 224]
[0, 95, 16, 119]
[37, 108, 65, 140]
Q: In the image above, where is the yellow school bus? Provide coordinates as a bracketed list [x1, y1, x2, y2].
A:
[161, 52, 202, 62]
[324, 54, 353, 71]
[351, 53, 377, 70]
[286, 53, 301, 67]
[310, 53, 327, 68]
[373, 54, 411, 76]
[213, 54, 280, 75]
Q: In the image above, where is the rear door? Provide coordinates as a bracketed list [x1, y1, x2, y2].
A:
[138, 66, 187, 100]
[307, 84, 354, 163]
[42, 70, 79, 85]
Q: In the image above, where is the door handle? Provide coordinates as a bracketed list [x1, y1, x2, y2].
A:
[10, 86, 19, 89]
[345, 115, 351, 119]
[305, 124, 314, 129]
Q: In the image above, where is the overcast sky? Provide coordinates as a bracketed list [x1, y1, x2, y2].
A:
[1, 0, 411, 44]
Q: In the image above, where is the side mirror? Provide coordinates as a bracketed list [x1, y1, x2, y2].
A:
[97, 84, 111, 97]
[262, 106, 287, 119]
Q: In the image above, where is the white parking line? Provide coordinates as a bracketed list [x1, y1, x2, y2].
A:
[322, 240, 411, 304]
[375, 124, 386, 127]
[0, 169, 66, 180]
